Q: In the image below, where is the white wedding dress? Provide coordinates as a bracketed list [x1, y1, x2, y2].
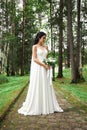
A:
[18, 47, 63, 115]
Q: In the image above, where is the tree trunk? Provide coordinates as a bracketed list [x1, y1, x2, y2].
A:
[76, 0, 83, 80]
[5, 0, 10, 76]
[67, 0, 76, 83]
[50, 0, 53, 51]
[0, 49, 2, 74]
[21, 0, 25, 76]
[50, 0, 55, 80]
[0, 1, 5, 73]
[57, 0, 63, 78]
[11, 0, 15, 76]
[6, 51, 10, 76]
[67, 16, 70, 68]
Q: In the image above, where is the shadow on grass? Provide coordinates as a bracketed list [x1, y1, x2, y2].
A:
[63, 104, 87, 114]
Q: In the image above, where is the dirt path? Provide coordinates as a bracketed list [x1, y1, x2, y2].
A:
[0, 86, 87, 130]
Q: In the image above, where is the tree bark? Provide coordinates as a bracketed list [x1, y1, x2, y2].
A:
[21, 0, 25, 76]
[67, 0, 76, 83]
[11, 0, 15, 75]
[76, 0, 83, 80]
[50, 0, 55, 80]
[5, 0, 10, 76]
[67, 15, 70, 68]
[57, 0, 63, 78]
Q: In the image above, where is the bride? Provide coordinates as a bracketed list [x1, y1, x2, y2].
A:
[18, 31, 63, 115]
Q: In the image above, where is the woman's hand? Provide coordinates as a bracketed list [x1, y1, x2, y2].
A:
[44, 64, 50, 70]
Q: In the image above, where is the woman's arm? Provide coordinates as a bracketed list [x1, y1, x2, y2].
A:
[32, 45, 49, 69]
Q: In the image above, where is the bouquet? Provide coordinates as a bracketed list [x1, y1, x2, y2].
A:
[43, 57, 56, 66]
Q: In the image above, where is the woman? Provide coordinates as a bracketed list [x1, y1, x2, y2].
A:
[18, 31, 63, 115]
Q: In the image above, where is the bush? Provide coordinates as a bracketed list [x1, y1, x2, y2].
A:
[0, 75, 8, 84]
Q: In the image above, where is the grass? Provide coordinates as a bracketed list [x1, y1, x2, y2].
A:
[53, 66, 87, 112]
[0, 75, 29, 118]
[0, 66, 87, 117]
[0, 75, 8, 84]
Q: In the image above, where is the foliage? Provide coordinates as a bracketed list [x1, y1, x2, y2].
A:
[83, 48, 87, 64]
[0, 0, 87, 82]
[0, 0, 50, 75]
[0, 75, 8, 84]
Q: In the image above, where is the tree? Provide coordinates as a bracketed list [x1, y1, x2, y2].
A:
[65, 1, 70, 68]
[76, 0, 84, 80]
[5, 0, 10, 76]
[67, 0, 76, 83]
[21, 0, 25, 76]
[57, 0, 63, 78]
[10, 0, 16, 75]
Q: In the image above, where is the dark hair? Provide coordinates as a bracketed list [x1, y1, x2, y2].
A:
[33, 31, 46, 45]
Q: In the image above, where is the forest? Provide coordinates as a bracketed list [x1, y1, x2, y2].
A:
[0, 1, 87, 127]
[0, 0, 87, 83]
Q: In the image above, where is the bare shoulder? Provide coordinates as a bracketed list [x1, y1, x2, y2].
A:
[32, 45, 38, 54]
[32, 45, 37, 50]
[44, 45, 48, 50]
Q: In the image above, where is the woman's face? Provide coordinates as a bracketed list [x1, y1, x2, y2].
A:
[39, 35, 46, 44]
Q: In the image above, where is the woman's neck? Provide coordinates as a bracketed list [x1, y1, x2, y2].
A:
[37, 43, 43, 46]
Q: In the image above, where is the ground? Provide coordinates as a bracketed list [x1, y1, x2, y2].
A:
[0, 86, 87, 130]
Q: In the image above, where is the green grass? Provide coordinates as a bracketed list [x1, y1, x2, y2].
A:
[0, 75, 9, 84]
[53, 66, 87, 112]
[0, 75, 29, 117]
[55, 66, 87, 102]
[0, 66, 87, 116]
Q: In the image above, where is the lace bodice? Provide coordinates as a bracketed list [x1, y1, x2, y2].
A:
[37, 48, 48, 62]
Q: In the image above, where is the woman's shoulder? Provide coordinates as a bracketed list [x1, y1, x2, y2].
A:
[32, 45, 38, 49]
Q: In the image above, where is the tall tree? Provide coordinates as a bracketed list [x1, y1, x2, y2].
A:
[10, 0, 15, 75]
[67, 0, 76, 83]
[76, 0, 83, 80]
[50, 0, 55, 80]
[66, 1, 70, 68]
[5, 0, 10, 76]
[57, 0, 63, 78]
[21, 0, 25, 76]
[0, 1, 2, 74]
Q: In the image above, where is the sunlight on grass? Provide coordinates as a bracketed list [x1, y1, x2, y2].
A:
[0, 75, 29, 117]
[54, 66, 87, 103]
[53, 80, 87, 112]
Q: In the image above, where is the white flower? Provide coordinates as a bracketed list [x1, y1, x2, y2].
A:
[43, 57, 56, 66]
